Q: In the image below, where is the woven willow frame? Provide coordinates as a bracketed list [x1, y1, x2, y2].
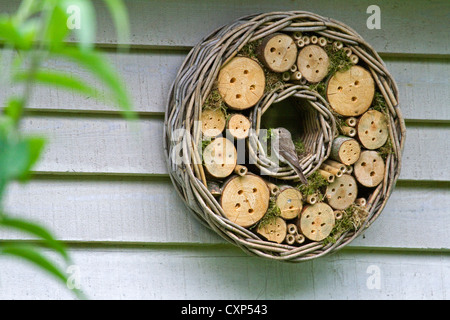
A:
[163, 11, 406, 262]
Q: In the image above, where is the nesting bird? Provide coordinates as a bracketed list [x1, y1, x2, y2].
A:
[271, 127, 308, 185]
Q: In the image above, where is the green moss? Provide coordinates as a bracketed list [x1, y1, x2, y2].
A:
[254, 197, 281, 229]
[294, 137, 305, 155]
[378, 137, 394, 160]
[202, 87, 228, 118]
[323, 204, 368, 245]
[371, 91, 388, 113]
[296, 171, 329, 197]
[324, 45, 353, 75]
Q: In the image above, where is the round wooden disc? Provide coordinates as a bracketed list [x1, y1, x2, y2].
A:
[296, 45, 330, 83]
[256, 217, 287, 244]
[203, 137, 237, 178]
[299, 203, 335, 241]
[227, 113, 251, 140]
[331, 136, 361, 165]
[217, 57, 265, 110]
[258, 33, 298, 73]
[276, 187, 303, 220]
[326, 65, 375, 116]
[221, 174, 271, 227]
[357, 110, 389, 149]
[354, 151, 385, 187]
[201, 108, 226, 137]
[325, 174, 358, 210]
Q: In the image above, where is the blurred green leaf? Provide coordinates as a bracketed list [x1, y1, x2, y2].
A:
[53, 47, 135, 119]
[4, 98, 25, 125]
[43, 4, 70, 49]
[14, 69, 103, 101]
[103, 0, 130, 48]
[0, 15, 33, 49]
[0, 243, 68, 284]
[0, 216, 69, 262]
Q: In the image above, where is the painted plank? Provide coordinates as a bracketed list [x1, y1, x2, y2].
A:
[0, 246, 448, 299]
[2, 50, 449, 121]
[3, 178, 449, 251]
[19, 115, 450, 181]
[3, 0, 448, 55]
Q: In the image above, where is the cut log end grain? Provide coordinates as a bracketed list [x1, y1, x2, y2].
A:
[257, 33, 298, 73]
[297, 45, 330, 83]
[201, 108, 226, 137]
[354, 151, 385, 188]
[326, 65, 375, 116]
[276, 187, 303, 220]
[325, 174, 358, 210]
[330, 136, 361, 165]
[256, 217, 287, 244]
[298, 203, 335, 242]
[218, 57, 265, 110]
[221, 174, 271, 228]
[357, 110, 389, 149]
[203, 137, 237, 178]
[227, 113, 251, 140]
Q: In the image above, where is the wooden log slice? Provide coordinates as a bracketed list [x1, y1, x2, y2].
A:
[221, 174, 271, 228]
[276, 187, 303, 220]
[227, 113, 251, 140]
[256, 217, 287, 244]
[257, 33, 298, 73]
[357, 110, 389, 149]
[297, 45, 330, 83]
[201, 108, 226, 138]
[325, 174, 358, 210]
[298, 203, 335, 242]
[203, 137, 237, 178]
[354, 151, 385, 188]
[330, 135, 361, 165]
[217, 57, 265, 110]
[326, 65, 375, 116]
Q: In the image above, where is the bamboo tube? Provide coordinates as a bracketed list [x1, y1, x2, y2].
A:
[345, 117, 357, 127]
[318, 37, 327, 47]
[287, 223, 298, 235]
[306, 193, 319, 205]
[265, 180, 280, 196]
[345, 165, 353, 175]
[341, 126, 357, 137]
[296, 39, 305, 48]
[234, 164, 248, 176]
[295, 233, 305, 244]
[334, 210, 344, 220]
[301, 36, 310, 45]
[290, 71, 302, 81]
[319, 169, 335, 183]
[350, 54, 359, 64]
[333, 40, 343, 50]
[342, 47, 352, 58]
[292, 31, 303, 40]
[320, 163, 343, 177]
[282, 71, 291, 81]
[355, 198, 367, 207]
[285, 233, 296, 245]
[310, 35, 318, 44]
[289, 63, 298, 73]
[324, 159, 347, 173]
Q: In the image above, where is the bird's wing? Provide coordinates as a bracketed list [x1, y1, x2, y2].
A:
[278, 138, 308, 185]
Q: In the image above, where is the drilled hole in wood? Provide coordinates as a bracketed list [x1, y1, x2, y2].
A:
[252, 188, 257, 193]
[249, 84, 256, 91]
[354, 80, 359, 86]
[243, 70, 249, 74]
[370, 171, 376, 177]
[351, 96, 357, 102]
[338, 86, 343, 91]
[306, 64, 310, 68]
[230, 77, 236, 83]
[321, 223, 326, 227]
[309, 54, 313, 58]
[236, 94, 241, 99]
[238, 190, 243, 195]
[361, 162, 367, 167]
[235, 203, 240, 209]
[248, 208, 254, 214]
[270, 47, 276, 52]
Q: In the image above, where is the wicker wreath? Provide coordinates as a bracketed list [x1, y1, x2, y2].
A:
[163, 11, 406, 262]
